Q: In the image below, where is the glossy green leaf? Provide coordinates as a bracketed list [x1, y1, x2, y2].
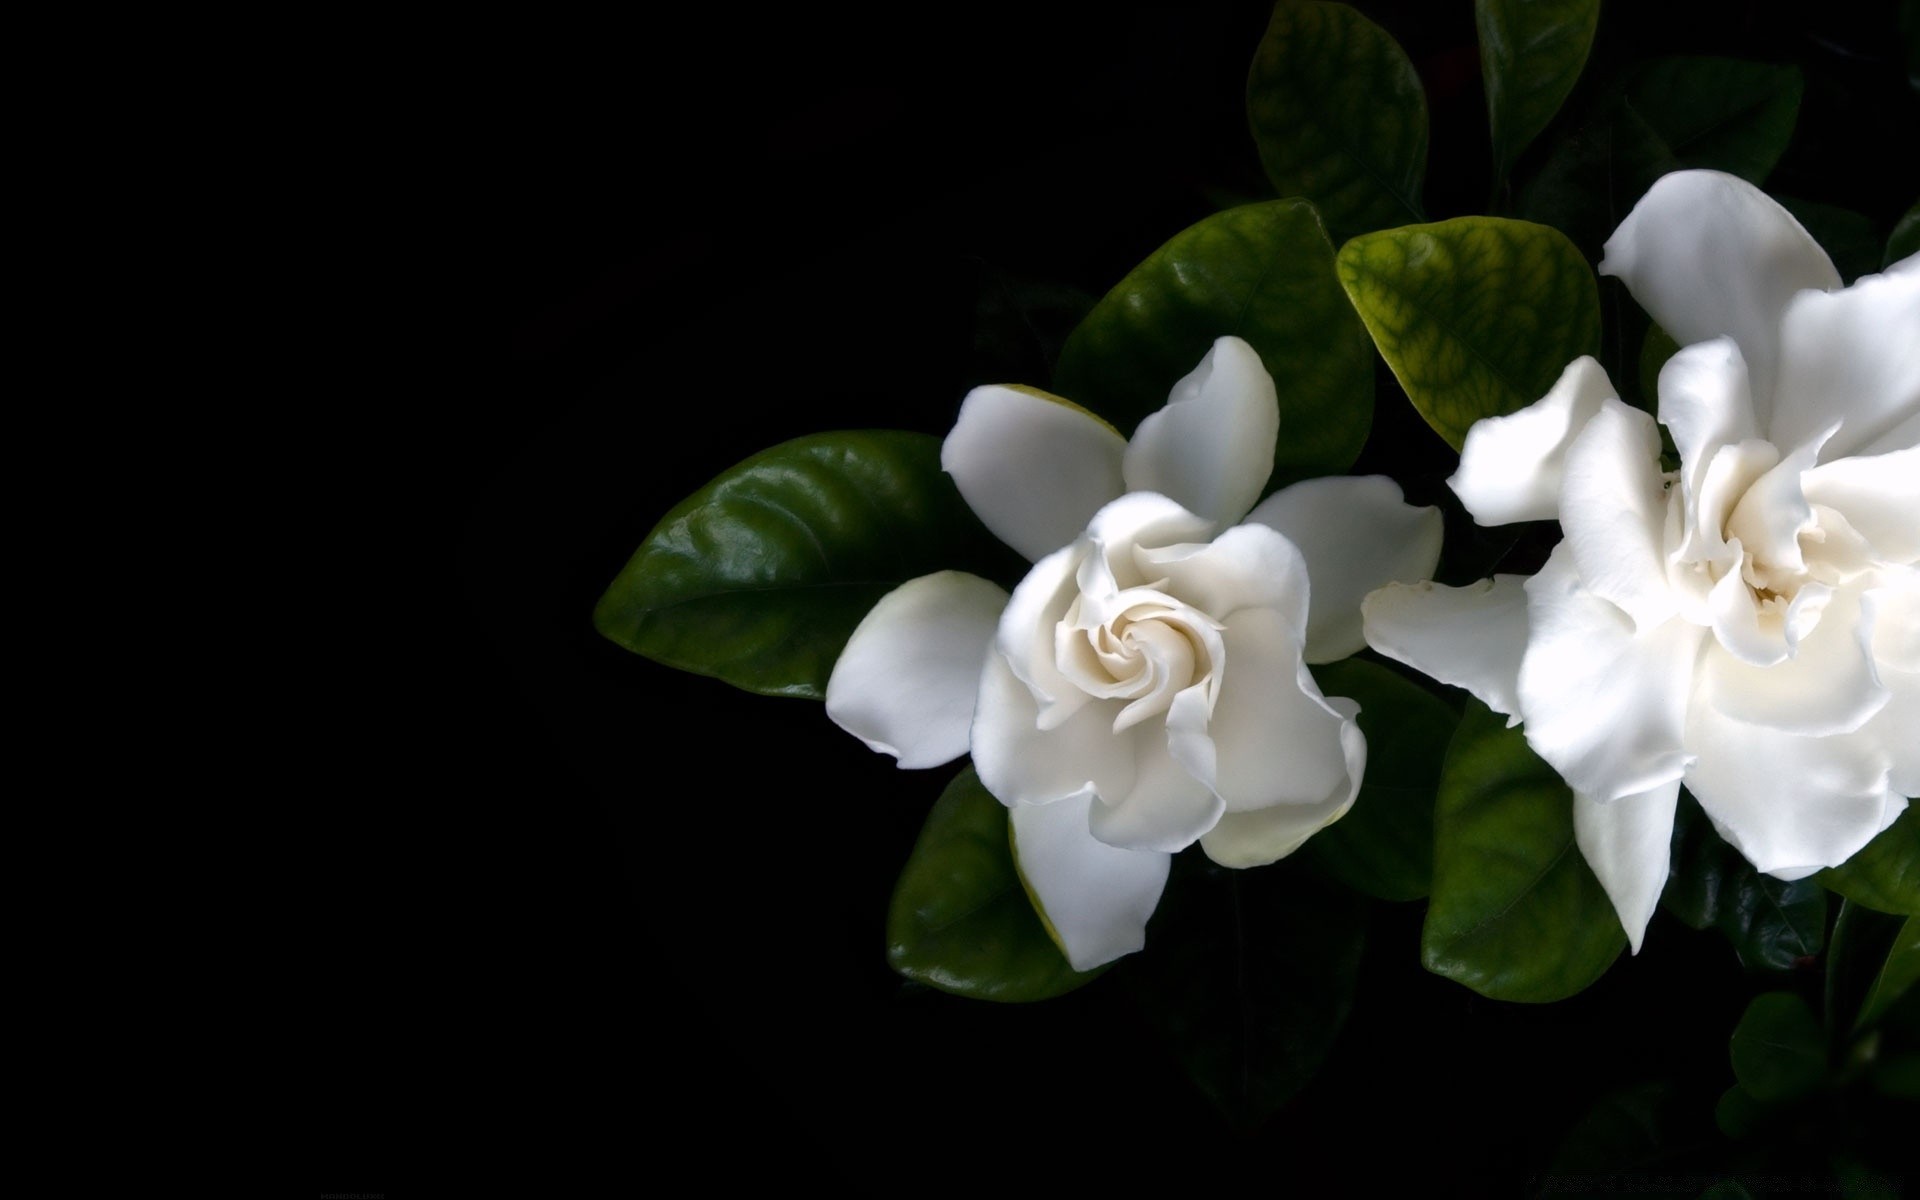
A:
[1126, 857, 1365, 1126]
[885, 767, 1103, 1002]
[1548, 1081, 1692, 1175]
[1874, 1053, 1920, 1100]
[1820, 806, 1920, 916]
[1857, 917, 1920, 1033]
[1421, 701, 1625, 1002]
[1701, 1183, 1756, 1200]
[1730, 992, 1826, 1103]
[595, 432, 1013, 698]
[1476, 0, 1601, 184]
[1338, 217, 1601, 450]
[1713, 1083, 1771, 1141]
[1053, 199, 1373, 485]
[1626, 58, 1802, 181]
[1718, 875, 1827, 973]
[1245, 1, 1427, 242]
[1888, 201, 1919, 268]
[1304, 659, 1457, 901]
[1520, 57, 1803, 258]
[1665, 793, 1827, 970]
[1825, 901, 1905, 1039]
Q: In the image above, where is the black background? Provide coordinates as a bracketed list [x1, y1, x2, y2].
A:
[331, 2, 1916, 1193]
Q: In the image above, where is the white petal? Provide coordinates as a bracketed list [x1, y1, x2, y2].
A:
[1134, 521, 1308, 628]
[1686, 703, 1900, 878]
[825, 572, 1009, 768]
[1449, 356, 1617, 525]
[1205, 606, 1357, 811]
[1769, 262, 1920, 461]
[1560, 397, 1677, 630]
[1243, 475, 1444, 662]
[1698, 584, 1888, 736]
[1121, 336, 1279, 530]
[942, 384, 1127, 561]
[1803, 446, 1920, 564]
[1573, 780, 1680, 955]
[995, 541, 1093, 730]
[1864, 568, 1920, 674]
[1361, 576, 1530, 723]
[1083, 492, 1218, 591]
[1658, 337, 1762, 553]
[971, 652, 1136, 808]
[1518, 543, 1702, 801]
[1854, 662, 1920, 797]
[1200, 697, 1365, 869]
[1085, 715, 1224, 853]
[1725, 428, 1828, 582]
[1601, 170, 1840, 424]
[1010, 793, 1170, 972]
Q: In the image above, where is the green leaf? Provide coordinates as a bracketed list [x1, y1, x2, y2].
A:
[1475, 0, 1601, 185]
[1713, 1082, 1772, 1141]
[1053, 199, 1373, 485]
[1874, 1052, 1920, 1100]
[1779, 197, 1883, 285]
[1664, 793, 1827, 970]
[1825, 901, 1906, 1039]
[1519, 57, 1803, 258]
[1245, 0, 1427, 242]
[1421, 700, 1625, 1002]
[1337, 217, 1601, 450]
[885, 767, 1103, 1002]
[1715, 872, 1826, 973]
[1888, 201, 1919, 269]
[1701, 1183, 1756, 1200]
[1303, 659, 1457, 901]
[594, 432, 1013, 698]
[1125, 857, 1365, 1126]
[1857, 917, 1920, 1034]
[1625, 58, 1802, 182]
[1820, 805, 1920, 916]
[1548, 1080, 1692, 1174]
[1729, 992, 1826, 1103]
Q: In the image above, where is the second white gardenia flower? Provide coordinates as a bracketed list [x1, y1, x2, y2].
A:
[826, 337, 1443, 970]
[1363, 170, 1917, 952]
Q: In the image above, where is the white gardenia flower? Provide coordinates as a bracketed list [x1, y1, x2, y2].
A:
[826, 336, 1443, 970]
[1363, 170, 1918, 952]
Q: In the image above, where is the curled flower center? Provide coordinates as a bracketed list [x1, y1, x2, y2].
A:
[1054, 584, 1225, 732]
[1660, 435, 1875, 665]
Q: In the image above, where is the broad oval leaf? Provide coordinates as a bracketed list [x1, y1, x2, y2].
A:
[1422, 700, 1625, 1002]
[1548, 1081, 1693, 1175]
[594, 431, 1014, 698]
[1729, 991, 1826, 1103]
[886, 766, 1103, 1002]
[1338, 217, 1602, 450]
[1052, 199, 1373, 485]
[1716, 874, 1827, 973]
[1245, 1, 1427, 242]
[1857, 916, 1919, 1034]
[1888, 201, 1919, 268]
[1818, 805, 1920, 917]
[1626, 58, 1802, 182]
[1125, 855, 1365, 1127]
[1520, 57, 1803, 259]
[1476, 0, 1601, 185]
[1304, 659, 1457, 901]
[1664, 792, 1826, 970]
